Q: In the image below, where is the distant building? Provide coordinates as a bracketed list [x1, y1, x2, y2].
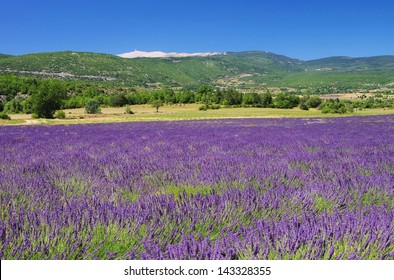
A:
[146, 82, 161, 87]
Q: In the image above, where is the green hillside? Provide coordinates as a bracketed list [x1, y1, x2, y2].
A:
[305, 56, 394, 71]
[0, 54, 13, 59]
[0, 51, 393, 89]
[306, 55, 394, 67]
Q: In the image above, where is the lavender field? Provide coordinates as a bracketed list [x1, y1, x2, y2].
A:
[0, 116, 393, 260]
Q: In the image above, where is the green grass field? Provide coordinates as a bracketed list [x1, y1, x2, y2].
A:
[1, 104, 393, 126]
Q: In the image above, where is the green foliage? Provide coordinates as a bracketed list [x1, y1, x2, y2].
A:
[85, 99, 101, 114]
[0, 112, 11, 119]
[158, 185, 212, 200]
[4, 99, 23, 113]
[198, 85, 215, 105]
[351, 96, 394, 109]
[22, 98, 34, 114]
[0, 101, 3, 112]
[124, 92, 151, 105]
[160, 88, 176, 104]
[300, 103, 309, 110]
[320, 99, 354, 114]
[0, 75, 38, 99]
[222, 88, 243, 105]
[124, 105, 134, 114]
[151, 99, 163, 112]
[274, 93, 300, 108]
[55, 110, 66, 119]
[31, 80, 67, 118]
[198, 104, 221, 110]
[299, 96, 309, 108]
[242, 92, 260, 106]
[314, 196, 334, 213]
[0, 67, 392, 118]
[0, 54, 13, 59]
[305, 95, 322, 108]
[108, 94, 127, 107]
[175, 91, 195, 104]
[260, 92, 273, 108]
[0, 51, 393, 89]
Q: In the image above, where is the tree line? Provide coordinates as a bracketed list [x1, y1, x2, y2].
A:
[0, 75, 393, 119]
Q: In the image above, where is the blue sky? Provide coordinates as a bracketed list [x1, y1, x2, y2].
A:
[1, 0, 393, 60]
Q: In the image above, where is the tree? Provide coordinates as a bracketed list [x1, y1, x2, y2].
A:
[85, 99, 101, 114]
[274, 93, 300, 109]
[82, 87, 100, 98]
[108, 94, 127, 107]
[124, 105, 134, 114]
[260, 93, 273, 107]
[320, 99, 353, 114]
[31, 80, 67, 118]
[4, 99, 23, 113]
[299, 103, 309, 110]
[198, 85, 214, 105]
[176, 91, 194, 104]
[22, 98, 34, 114]
[0, 112, 11, 120]
[243, 92, 260, 106]
[222, 88, 243, 106]
[151, 99, 163, 112]
[306, 95, 322, 108]
[299, 96, 309, 110]
[162, 88, 176, 104]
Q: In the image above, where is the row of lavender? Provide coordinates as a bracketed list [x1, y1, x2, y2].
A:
[0, 116, 393, 259]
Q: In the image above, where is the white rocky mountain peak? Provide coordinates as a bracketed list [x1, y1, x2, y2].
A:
[118, 50, 223, 58]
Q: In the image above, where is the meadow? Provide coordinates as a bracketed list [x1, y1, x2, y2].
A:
[3, 104, 394, 125]
[0, 115, 393, 259]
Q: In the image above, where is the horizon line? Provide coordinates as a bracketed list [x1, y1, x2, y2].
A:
[1, 49, 394, 61]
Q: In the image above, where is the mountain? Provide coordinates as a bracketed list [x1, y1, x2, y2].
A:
[118, 50, 222, 58]
[305, 55, 394, 71]
[0, 50, 393, 89]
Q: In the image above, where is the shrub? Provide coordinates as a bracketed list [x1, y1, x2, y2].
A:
[4, 99, 23, 113]
[22, 98, 34, 114]
[0, 102, 3, 112]
[210, 104, 221, 110]
[320, 99, 353, 114]
[0, 112, 11, 120]
[306, 95, 322, 108]
[108, 94, 127, 107]
[151, 99, 163, 113]
[199, 105, 208, 111]
[31, 113, 39, 119]
[300, 103, 309, 110]
[85, 99, 101, 114]
[124, 105, 134, 114]
[55, 110, 66, 119]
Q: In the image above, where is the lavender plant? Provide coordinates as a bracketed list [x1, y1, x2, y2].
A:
[0, 116, 393, 259]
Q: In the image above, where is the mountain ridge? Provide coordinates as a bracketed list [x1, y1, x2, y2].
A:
[118, 50, 223, 58]
[0, 50, 393, 89]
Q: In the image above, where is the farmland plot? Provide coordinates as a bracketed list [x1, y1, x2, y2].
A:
[0, 116, 393, 259]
